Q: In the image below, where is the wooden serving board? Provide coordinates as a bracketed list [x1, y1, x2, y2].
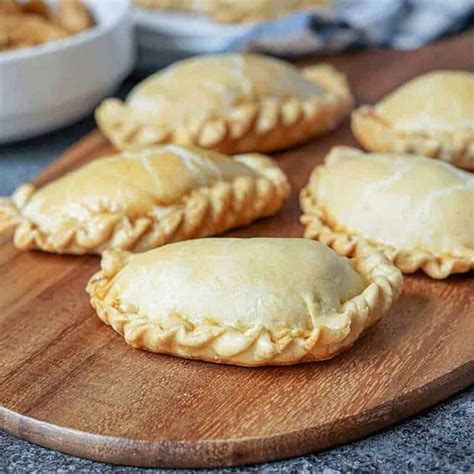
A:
[1, 33, 473, 469]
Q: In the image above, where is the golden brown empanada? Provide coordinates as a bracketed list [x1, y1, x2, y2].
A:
[52, 0, 94, 34]
[96, 53, 353, 154]
[205, 0, 330, 23]
[0, 0, 93, 51]
[18, 0, 49, 18]
[352, 70, 474, 170]
[0, 13, 68, 50]
[300, 146, 474, 279]
[134, 0, 199, 12]
[135, 0, 330, 23]
[0, 0, 22, 15]
[0, 145, 289, 254]
[87, 238, 402, 366]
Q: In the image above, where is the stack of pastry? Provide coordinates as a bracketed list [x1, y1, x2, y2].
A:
[0, 0, 93, 51]
[1, 53, 472, 366]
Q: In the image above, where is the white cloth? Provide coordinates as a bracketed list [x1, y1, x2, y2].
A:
[228, 0, 474, 54]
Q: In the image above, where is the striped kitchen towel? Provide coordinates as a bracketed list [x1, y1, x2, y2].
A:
[229, 0, 474, 55]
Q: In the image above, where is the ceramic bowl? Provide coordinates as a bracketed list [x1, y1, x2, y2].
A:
[0, 0, 135, 143]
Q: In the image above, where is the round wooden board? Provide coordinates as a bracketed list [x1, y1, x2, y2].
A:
[1, 34, 473, 469]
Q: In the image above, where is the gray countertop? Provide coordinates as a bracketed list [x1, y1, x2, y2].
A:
[0, 80, 473, 474]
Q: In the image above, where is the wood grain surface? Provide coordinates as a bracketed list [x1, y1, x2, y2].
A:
[1, 33, 473, 469]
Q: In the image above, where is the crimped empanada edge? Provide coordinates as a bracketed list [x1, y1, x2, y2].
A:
[0, 156, 290, 255]
[299, 165, 474, 279]
[0, 184, 35, 239]
[86, 247, 402, 366]
[95, 64, 354, 154]
[351, 106, 474, 171]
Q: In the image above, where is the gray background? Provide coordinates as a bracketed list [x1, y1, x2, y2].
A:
[0, 80, 472, 473]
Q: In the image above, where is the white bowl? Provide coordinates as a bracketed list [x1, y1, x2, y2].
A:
[0, 0, 135, 144]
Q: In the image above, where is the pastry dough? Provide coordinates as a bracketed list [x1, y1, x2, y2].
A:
[134, 0, 330, 23]
[0, 13, 68, 50]
[204, 0, 330, 23]
[96, 53, 353, 154]
[52, 0, 94, 35]
[87, 238, 403, 366]
[134, 0, 208, 14]
[0, 145, 289, 254]
[300, 146, 474, 279]
[352, 70, 474, 170]
[0, 0, 93, 51]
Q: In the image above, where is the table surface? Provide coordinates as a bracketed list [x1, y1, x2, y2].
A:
[0, 77, 473, 474]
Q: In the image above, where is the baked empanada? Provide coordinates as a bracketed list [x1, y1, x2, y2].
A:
[135, 0, 330, 23]
[0, 145, 289, 254]
[0, 1, 93, 51]
[0, 13, 68, 51]
[52, 0, 94, 34]
[352, 70, 474, 170]
[87, 238, 402, 366]
[96, 53, 353, 154]
[0, 0, 22, 15]
[134, 0, 204, 13]
[134, 0, 200, 13]
[202, 0, 330, 23]
[300, 146, 474, 279]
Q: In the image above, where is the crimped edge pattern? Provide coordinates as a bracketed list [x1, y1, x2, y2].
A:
[0, 155, 290, 255]
[86, 248, 403, 366]
[95, 64, 354, 154]
[300, 166, 474, 279]
[351, 106, 474, 171]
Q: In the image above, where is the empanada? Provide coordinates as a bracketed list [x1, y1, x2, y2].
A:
[0, 13, 68, 50]
[0, 1, 93, 51]
[52, 0, 94, 34]
[87, 238, 402, 366]
[0, 145, 289, 254]
[352, 70, 474, 170]
[134, 0, 201, 13]
[135, 0, 330, 23]
[300, 146, 474, 279]
[96, 53, 353, 154]
[203, 0, 330, 23]
[0, 0, 22, 15]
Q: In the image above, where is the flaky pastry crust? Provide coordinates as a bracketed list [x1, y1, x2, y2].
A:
[96, 54, 353, 154]
[300, 147, 474, 279]
[351, 71, 474, 171]
[0, 146, 289, 254]
[87, 238, 403, 366]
